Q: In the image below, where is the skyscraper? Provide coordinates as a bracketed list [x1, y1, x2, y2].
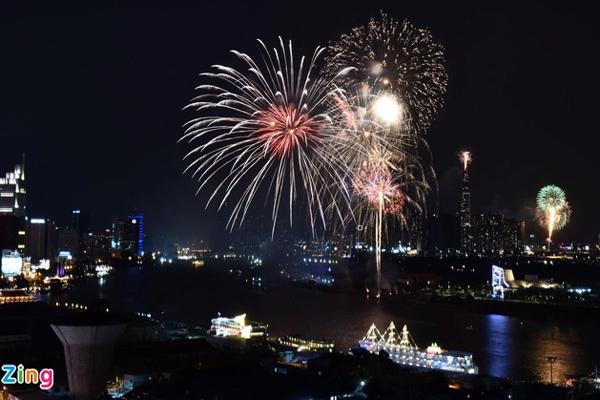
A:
[128, 214, 144, 257]
[473, 214, 525, 255]
[0, 154, 26, 217]
[459, 151, 472, 254]
[0, 155, 27, 254]
[72, 209, 91, 257]
[26, 217, 57, 262]
[111, 213, 144, 257]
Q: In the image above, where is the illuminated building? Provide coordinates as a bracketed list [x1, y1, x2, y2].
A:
[492, 265, 560, 293]
[359, 322, 478, 374]
[0, 155, 27, 254]
[90, 229, 112, 261]
[474, 214, 525, 255]
[491, 265, 509, 298]
[128, 214, 144, 257]
[0, 154, 26, 217]
[1, 249, 23, 276]
[459, 151, 472, 254]
[26, 217, 56, 262]
[111, 214, 144, 257]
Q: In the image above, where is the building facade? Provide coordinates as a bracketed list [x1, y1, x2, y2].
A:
[459, 152, 472, 254]
[0, 156, 27, 254]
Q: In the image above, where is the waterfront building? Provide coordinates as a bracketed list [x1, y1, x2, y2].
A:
[1, 249, 23, 276]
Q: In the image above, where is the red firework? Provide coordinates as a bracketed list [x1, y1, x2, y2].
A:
[256, 105, 323, 157]
[353, 166, 404, 214]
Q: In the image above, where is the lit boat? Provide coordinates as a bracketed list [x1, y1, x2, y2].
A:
[359, 322, 478, 375]
[208, 313, 267, 339]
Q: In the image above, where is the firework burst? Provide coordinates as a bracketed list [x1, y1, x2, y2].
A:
[181, 38, 352, 236]
[326, 12, 448, 134]
[535, 185, 571, 243]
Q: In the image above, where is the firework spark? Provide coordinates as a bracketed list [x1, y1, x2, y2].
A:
[181, 38, 352, 236]
[326, 69, 433, 298]
[326, 12, 448, 134]
[460, 150, 471, 172]
[536, 185, 571, 243]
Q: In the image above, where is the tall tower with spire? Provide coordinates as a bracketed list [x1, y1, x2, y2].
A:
[459, 151, 472, 254]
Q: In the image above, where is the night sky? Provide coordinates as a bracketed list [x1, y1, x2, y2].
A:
[2, 2, 598, 245]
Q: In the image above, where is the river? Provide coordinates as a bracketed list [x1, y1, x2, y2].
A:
[51, 264, 599, 384]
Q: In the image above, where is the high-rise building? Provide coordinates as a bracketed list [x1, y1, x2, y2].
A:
[426, 213, 460, 255]
[0, 156, 27, 254]
[473, 214, 525, 256]
[90, 229, 112, 261]
[502, 218, 525, 255]
[57, 227, 79, 258]
[459, 151, 472, 254]
[72, 209, 91, 256]
[0, 215, 25, 253]
[0, 155, 26, 217]
[111, 213, 144, 257]
[26, 217, 57, 262]
[128, 214, 144, 257]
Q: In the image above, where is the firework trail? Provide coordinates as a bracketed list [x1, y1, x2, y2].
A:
[181, 38, 354, 237]
[181, 15, 444, 299]
[326, 86, 431, 297]
[326, 14, 445, 297]
[536, 185, 571, 244]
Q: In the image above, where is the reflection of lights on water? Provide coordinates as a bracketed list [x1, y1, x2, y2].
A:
[483, 314, 512, 379]
[99, 277, 105, 286]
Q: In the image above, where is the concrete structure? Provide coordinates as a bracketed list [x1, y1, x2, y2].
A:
[51, 322, 126, 400]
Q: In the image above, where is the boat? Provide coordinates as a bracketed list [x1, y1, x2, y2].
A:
[208, 313, 267, 339]
[358, 322, 478, 375]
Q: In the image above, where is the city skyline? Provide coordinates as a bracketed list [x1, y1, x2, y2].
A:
[3, 5, 600, 398]
[2, 2, 598, 243]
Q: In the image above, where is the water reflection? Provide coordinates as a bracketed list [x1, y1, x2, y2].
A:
[482, 314, 513, 379]
[54, 266, 599, 381]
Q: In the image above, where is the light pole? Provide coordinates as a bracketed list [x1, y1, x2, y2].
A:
[546, 356, 557, 385]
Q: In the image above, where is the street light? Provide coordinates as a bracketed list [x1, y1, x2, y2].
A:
[546, 356, 557, 384]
